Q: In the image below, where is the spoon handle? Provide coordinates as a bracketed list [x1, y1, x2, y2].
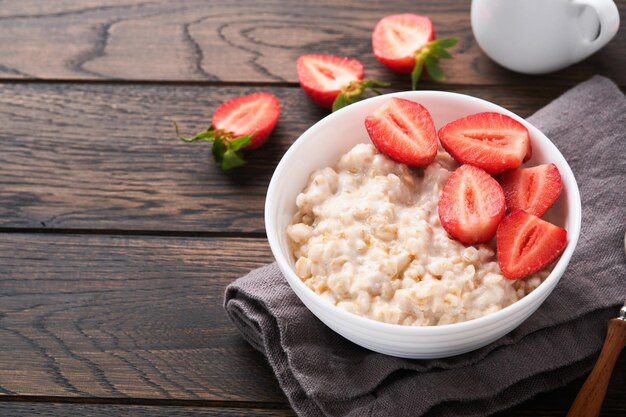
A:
[566, 318, 626, 417]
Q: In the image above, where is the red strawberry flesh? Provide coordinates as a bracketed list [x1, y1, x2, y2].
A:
[499, 163, 563, 217]
[438, 164, 506, 244]
[438, 112, 532, 175]
[496, 210, 567, 279]
[364, 97, 438, 167]
[296, 54, 364, 109]
[372, 14, 435, 74]
[212, 92, 280, 150]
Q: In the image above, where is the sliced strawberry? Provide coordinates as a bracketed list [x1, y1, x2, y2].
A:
[372, 14, 457, 89]
[212, 92, 280, 150]
[297, 54, 363, 109]
[496, 210, 567, 279]
[175, 92, 280, 170]
[373, 14, 434, 74]
[364, 98, 438, 167]
[523, 137, 532, 162]
[499, 163, 563, 217]
[438, 112, 532, 175]
[438, 164, 506, 244]
[297, 54, 387, 111]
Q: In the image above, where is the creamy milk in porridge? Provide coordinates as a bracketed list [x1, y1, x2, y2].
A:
[286, 143, 550, 326]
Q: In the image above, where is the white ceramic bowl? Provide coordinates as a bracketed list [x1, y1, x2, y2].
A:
[265, 91, 581, 359]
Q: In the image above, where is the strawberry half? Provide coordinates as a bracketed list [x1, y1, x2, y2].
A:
[175, 92, 280, 170]
[364, 97, 438, 167]
[372, 14, 457, 89]
[296, 54, 388, 111]
[212, 93, 280, 150]
[496, 210, 567, 279]
[438, 164, 506, 244]
[438, 112, 532, 175]
[499, 163, 563, 217]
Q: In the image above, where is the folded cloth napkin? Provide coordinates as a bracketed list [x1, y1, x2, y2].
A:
[224, 75, 626, 417]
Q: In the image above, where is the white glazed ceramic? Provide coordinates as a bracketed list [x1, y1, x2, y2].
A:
[471, 0, 620, 74]
[265, 91, 582, 359]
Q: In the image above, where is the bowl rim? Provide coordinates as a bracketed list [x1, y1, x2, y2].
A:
[265, 90, 582, 335]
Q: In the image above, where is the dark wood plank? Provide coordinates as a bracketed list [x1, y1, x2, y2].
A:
[0, 84, 316, 234]
[0, 392, 624, 417]
[0, 83, 574, 233]
[0, 0, 623, 86]
[0, 403, 295, 417]
[1, 233, 625, 416]
[0, 234, 283, 401]
[493, 359, 626, 417]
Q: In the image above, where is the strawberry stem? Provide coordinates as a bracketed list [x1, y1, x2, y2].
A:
[174, 122, 253, 170]
[174, 122, 217, 142]
[411, 37, 458, 90]
[332, 79, 390, 112]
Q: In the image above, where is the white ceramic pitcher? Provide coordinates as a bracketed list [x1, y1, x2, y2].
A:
[471, 0, 620, 74]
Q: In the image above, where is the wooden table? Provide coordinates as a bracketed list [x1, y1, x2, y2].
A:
[0, 1, 624, 416]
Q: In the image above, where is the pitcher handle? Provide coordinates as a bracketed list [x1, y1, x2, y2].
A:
[572, 0, 620, 60]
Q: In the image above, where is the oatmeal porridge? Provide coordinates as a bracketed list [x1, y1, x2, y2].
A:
[286, 143, 551, 326]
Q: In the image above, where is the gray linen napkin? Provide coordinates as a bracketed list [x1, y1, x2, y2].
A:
[224, 75, 626, 417]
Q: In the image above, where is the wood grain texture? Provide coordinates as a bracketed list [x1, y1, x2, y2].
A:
[0, 233, 625, 416]
[1, 1, 624, 415]
[0, 403, 295, 417]
[0, 0, 623, 86]
[492, 359, 626, 417]
[0, 234, 283, 402]
[0, 394, 622, 417]
[0, 82, 573, 233]
[566, 319, 626, 417]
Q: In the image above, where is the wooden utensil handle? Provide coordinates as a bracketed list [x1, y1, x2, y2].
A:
[566, 318, 626, 417]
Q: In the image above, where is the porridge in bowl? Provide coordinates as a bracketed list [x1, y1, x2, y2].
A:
[286, 143, 550, 326]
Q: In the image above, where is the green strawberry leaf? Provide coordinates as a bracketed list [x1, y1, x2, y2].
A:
[332, 92, 352, 112]
[425, 57, 445, 81]
[177, 120, 253, 171]
[362, 79, 391, 89]
[210, 134, 253, 170]
[174, 122, 216, 142]
[411, 37, 458, 89]
[228, 134, 253, 151]
[332, 79, 390, 112]
[212, 137, 227, 163]
[363, 79, 390, 95]
[431, 37, 458, 49]
[221, 149, 247, 170]
[430, 47, 453, 60]
[411, 55, 424, 90]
